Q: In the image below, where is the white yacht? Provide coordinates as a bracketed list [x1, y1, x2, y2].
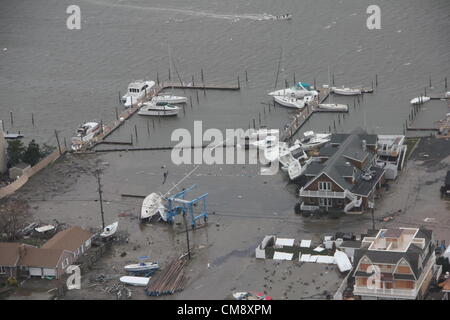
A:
[151, 94, 187, 104]
[140, 193, 166, 221]
[122, 80, 156, 107]
[274, 95, 305, 109]
[268, 82, 319, 98]
[138, 101, 180, 116]
[331, 86, 361, 96]
[71, 122, 102, 151]
[295, 131, 331, 151]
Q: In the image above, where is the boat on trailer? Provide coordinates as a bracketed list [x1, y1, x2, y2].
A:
[138, 101, 180, 116]
[124, 262, 159, 273]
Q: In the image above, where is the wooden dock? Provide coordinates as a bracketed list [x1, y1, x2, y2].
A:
[77, 81, 241, 152]
[280, 88, 332, 142]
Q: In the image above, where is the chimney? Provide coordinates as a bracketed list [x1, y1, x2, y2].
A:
[19, 244, 26, 259]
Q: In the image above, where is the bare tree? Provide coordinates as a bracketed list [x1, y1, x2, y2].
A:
[0, 198, 30, 240]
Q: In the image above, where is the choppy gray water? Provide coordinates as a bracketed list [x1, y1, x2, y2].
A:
[0, 0, 449, 147]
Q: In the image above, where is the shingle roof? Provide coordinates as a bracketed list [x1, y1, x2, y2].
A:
[0, 243, 22, 266]
[42, 226, 92, 252]
[18, 247, 65, 268]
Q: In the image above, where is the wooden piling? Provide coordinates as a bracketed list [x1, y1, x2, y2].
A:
[245, 70, 248, 83]
[192, 75, 195, 86]
[115, 107, 119, 120]
[10, 111, 13, 127]
[54, 130, 62, 155]
[375, 74, 378, 87]
[32, 113, 35, 127]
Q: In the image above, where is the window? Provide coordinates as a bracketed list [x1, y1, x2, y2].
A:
[319, 198, 332, 207]
[319, 181, 331, 191]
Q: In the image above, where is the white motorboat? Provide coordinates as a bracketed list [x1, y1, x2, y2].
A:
[274, 95, 305, 109]
[122, 80, 155, 107]
[317, 103, 348, 111]
[100, 221, 118, 238]
[288, 157, 312, 180]
[295, 131, 331, 151]
[120, 276, 150, 287]
[71, 122, 102, 151]
[140, 193, 166, 221]
[331, 86, 361, 96]
[410, 96, 430, 104]
[250, 135, 279, 150]
[138, 101, 180, 116]
[269, 82, 318, 98]
[124, 262, 159, 273]
[151, 94, 187, 104]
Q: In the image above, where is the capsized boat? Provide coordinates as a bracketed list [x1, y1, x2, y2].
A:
[317, 103, 348, 111]
[295, 131, 331, 151]
[71, 122, 102, 151]
[151, 94, 187, 104]
[410, 96, 430, 104]
[122, 80, 155, 107]
[100, 221, 118, 238]
[120, 276, 150, 287]
[138, 101, 180, 116]
[331, 86, 361, 96]
[273, 95, 305, 109]
[268, 82, 318, 98]
[140, 193, 166, 221]
[288, 158, 312, 180]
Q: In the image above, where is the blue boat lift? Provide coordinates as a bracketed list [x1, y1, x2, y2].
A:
[163, 184, 209, 228]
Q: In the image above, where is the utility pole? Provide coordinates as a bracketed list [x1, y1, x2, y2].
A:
[96, 170, 105, 230]
[182, 213, 191, 259]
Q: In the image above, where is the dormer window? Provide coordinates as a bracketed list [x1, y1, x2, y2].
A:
[319, 182, 331, 191]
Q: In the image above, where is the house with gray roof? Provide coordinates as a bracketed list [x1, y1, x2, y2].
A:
[299, 128, 385, 214]
[351, 227, 440, 300]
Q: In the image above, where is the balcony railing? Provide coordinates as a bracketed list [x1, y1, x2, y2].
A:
[353, 286, 417, 299]
[299, 188, 347, 199]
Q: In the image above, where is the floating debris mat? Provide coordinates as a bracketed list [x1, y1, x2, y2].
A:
[145, 256, 188, 296]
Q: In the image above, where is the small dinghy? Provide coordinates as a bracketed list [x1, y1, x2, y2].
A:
[100, 221, 118, 238]
[120, 276, 150, 287]
[317, 103, 348, 111]
[151, 94, 187, 104]
[274, 95, 305, 109]
[332, 86, 361, 96]
[410, 96, 430, 104]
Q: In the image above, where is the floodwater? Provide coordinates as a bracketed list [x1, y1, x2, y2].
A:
[2, 0, 450, 299]
[0, 0, 449, 147]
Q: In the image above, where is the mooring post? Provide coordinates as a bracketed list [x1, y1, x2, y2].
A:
[168, 68, 171, 81]
[152, 119, 155, 129]
[314, 78, 316, 89]
[115, 107, 119, 120]
[253, 119, 256, 129]
[429, 76, 432, 88]
[147, 120, 150, 135]
[64, 137, 67, 149]
[293, 73, 296, 85]
[196, 90, 199, 103]
[134, 124, 138, 142]
[131, 133, 133, 146]
[445, 77, 448, 90]
[10, 111, 13, 127]
[259, 112, 261, 124]
[201, 68, 204, 85]
[332, 74, 335, 86]
[54, 130, 62, 155]
[190, 96, 193, 108]
[192, 75, 195, 86]
[31, 113, 35, 127]
[245, 70, 248, 83]
[285, 79, 288, 88]
[118, 91, 121, 105]
[375, 74, 378, 87]
[157, 72, 160, 85]
[237, 75, 240, 89]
